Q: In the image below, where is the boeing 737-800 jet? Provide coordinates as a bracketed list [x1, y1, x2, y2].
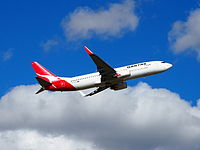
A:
[31, 46, 172, 96]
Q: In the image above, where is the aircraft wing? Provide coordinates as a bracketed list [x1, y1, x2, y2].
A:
[84, 46, 116, 82]
[83, 86, 109, 97]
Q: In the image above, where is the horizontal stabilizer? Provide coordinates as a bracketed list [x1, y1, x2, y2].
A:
[35, 87, 45, 94]
[35, 77, 52, 87]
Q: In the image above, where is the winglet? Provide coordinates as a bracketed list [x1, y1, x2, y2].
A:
[84, 46, 93, 55]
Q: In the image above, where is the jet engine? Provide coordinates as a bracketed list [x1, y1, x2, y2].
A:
[110, 82, 127, 91]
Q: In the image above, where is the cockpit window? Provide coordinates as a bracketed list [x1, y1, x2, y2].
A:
[161, 61, 165, 63]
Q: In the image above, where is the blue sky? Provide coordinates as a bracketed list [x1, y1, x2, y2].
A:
[0, 0, 200, 105]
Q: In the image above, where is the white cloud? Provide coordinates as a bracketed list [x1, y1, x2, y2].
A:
[0, 130, 99, 150]
[169, 9, 200, 60]
[61, 0, 138, 40]
[0, 83, 200, 150]
[2, 48, 13, 61]
[41, 40, 59, 51]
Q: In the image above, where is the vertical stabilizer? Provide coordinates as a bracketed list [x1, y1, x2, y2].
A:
[31, 62, 56, 94]
[31, 62, 57, 77]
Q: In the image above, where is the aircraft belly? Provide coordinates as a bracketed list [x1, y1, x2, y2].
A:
[128, 68, 149, 80]
[127, 67, 163, 80]
[72, 78, 102, 90]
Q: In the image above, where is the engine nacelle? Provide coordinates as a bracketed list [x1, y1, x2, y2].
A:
[110, 82, 127, 91]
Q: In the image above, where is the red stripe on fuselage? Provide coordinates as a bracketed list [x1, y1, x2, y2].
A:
[45, 79, 76, 91]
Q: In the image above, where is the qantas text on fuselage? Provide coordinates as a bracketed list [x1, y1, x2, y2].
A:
[31, 46, 173, 96]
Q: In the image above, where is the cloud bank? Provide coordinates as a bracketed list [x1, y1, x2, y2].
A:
[0, 130, 98, 150]
[169, 9, 200, 60]
[0, 83, 200, 150]
[61, 0, 138, 40]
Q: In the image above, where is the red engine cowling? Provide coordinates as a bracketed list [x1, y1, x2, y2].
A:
[110, 82, 127, 91]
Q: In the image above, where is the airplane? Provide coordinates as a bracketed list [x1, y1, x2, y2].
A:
[31, 46, 172, 96]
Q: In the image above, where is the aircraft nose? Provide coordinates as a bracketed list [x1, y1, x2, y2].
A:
[166, 63, 173, 69]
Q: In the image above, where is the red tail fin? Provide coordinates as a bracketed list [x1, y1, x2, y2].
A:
[31, 62, 57, 77]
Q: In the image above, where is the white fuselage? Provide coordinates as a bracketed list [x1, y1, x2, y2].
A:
[60, 61, 172, 90]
